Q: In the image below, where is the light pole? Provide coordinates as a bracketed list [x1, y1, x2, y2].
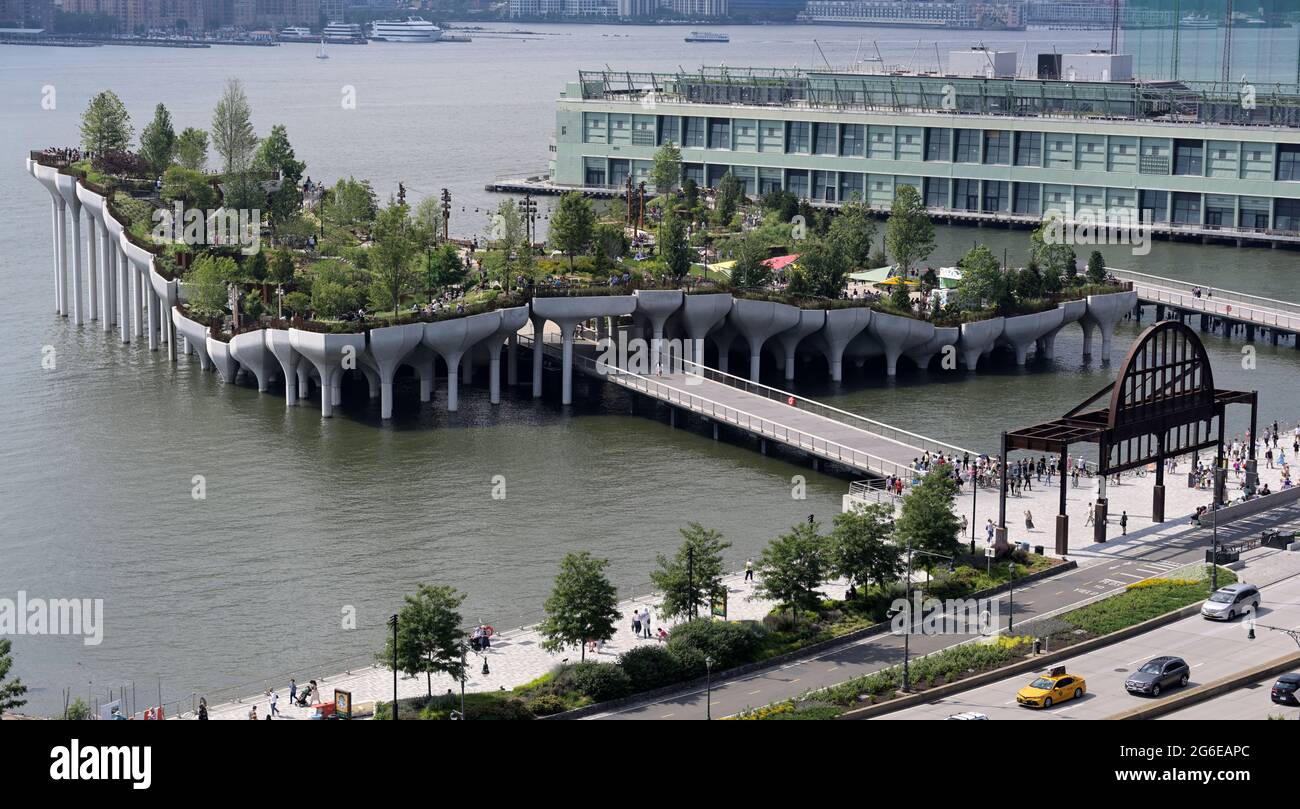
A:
[705, 655, 714, 720]
[1247, 620, 1300, 650]
[387, 613, 398, 720]
[1008, 563, 1018, 632]
[890, 541, 956, 692]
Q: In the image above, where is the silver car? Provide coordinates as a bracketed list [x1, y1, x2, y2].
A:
[1201, 583, 1260, 621]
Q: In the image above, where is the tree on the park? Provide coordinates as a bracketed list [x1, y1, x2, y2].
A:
[175, 127, 209, 172]
[884, 184, 935, 278]
[184, 253, 238, 318]
[326, 177, 378, 236]
[1032, 214, 1077, 291]
[138, 103, 176, 174]
[161, 165, 218, 211]
[0, 638, 27, 716]
[80, 90, 133, 155]
[539, 552, 621, 662]
[785, 239, 848, 299]
[310, 280, 358, 319]
[254, 125, 306, 228]
[650, 141, 682, 194]
[716, 171, 743, 223]
[413, 196, 444, 243]
[826, 197, 877, 271]
[954, 244, 1013, 313]
[727, 235, 772, 289]
[211, 77, 258, 174]
[424, 243, 466, 293]
[549, 191, 595, 269]
[268, 248, 295, 286]
[368, 201, 419, 314]
[889, 276, 913, 312]
[376, 584, 467, 697]
[649, 523, 732, 621]
[828, 503, 903, 591]
[657, 208, 692, 279]
[754, 521, 827, 623]
[1086, 250, 1107, 284]
[894, 465, 963, 567]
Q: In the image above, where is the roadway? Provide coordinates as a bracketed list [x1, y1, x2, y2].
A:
[1158, 672, 1300, 721]
[587, 502, 1300, 720]
[875, 561, 1300, 720]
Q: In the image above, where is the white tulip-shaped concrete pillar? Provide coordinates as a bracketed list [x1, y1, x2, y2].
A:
[484, 306, 530, 405]
[532, 296, 636, 405]
[868, 311, 936, 377]
[205, 337, 239, 383]
[406, 344, 436, 403]
[290, 329, 366, 418]
[1037, 299, 1086, 361]
[31, 162, 66, 315]
[956, 317, 1006, 370]
[819, 307, 872, 382]
[423, 311, 501, 412]
[173, 308, 214, 372]
[122, 238, 156, 350]
[107, 223, 130, 344]
[678, 293, 733, 374]
[366, 323, 425, 419]
[75, 183, 107, 327]
[264, 329, 297, 404]
[1080, 291, 1138, 361]
[1001, 308, 1065, 366]
[55, 174, 84, 325]
[229, 330, 276, 392]
[904, 326, 959, 371]
[774, 309, 825, 382]
[632, 290, 684, 372]
[728, 298, 801, 382]
[148, 271, 179, 363]
[530, 311, 547, 398]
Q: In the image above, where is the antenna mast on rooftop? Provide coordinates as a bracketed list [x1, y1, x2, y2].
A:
[1221, 0, 1235, 85]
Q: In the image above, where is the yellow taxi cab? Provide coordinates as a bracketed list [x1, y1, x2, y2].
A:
[1015, 666, 1086, 709]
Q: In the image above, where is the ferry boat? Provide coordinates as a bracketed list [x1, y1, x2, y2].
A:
[1179, 15, 1218, 29]
[369, 17, 442, 42]
[685, 31, 729, 43]
[323, 22, 365, 44]
[277, 26, 315, 42]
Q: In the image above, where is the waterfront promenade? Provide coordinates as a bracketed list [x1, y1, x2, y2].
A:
[199, 444, 1295, 720]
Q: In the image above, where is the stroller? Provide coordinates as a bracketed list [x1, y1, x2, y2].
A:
[295, 682, 316, 707]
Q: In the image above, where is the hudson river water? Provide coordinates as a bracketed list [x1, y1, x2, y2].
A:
[1, 24, 1298, 714]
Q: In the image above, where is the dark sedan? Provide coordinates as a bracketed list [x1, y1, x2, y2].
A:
[1271, 673, 1300, 706]
[1125, 656, 1191, 697]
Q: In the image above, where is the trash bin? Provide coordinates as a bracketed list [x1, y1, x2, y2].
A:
[1206, 548, 1239, 564]
[1034, 544, 1044, 556]
[1263, 530, 1288, 550]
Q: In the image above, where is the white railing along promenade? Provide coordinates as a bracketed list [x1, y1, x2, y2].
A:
[1109, 267, 1300, 332]
[520, 333, 922, 479]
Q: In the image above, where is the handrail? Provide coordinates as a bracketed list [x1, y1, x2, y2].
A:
[520, 333, 922, 479]
[1109, 267, 1300, 321]
[1132, 288, 1300, 332]
[669, 353, 976, 460]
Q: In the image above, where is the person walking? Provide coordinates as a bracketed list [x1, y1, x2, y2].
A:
[631, 610, 642, 638]
[640, 608, 652, 639]
[288, 678, 296, 707]
[198, 698, 208, 721]
[1024, 510, 1034, 531]
[270, 691, 279, 718]
[985, 519, 995, 543]
[1085, 501, 1094, 526]
[1120, 510, 1128, 536]
[744, 558, 754, 582]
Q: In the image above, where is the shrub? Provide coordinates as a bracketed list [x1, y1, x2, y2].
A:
[525, 694, 567, 717]
[666, 619, 768, 672]
[466, 697, 534, 721]
[617, 645, 684, 692]
[554, 662, 632, 702]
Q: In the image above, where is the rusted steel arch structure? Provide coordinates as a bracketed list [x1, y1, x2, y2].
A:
[996, 322, 1257, 554]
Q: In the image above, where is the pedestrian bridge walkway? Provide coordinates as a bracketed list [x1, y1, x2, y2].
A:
[519, 332, 972, 482]
[1112, 268, 1300, 343]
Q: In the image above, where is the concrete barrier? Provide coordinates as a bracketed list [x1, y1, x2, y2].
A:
[1107, 651, 1300, 720]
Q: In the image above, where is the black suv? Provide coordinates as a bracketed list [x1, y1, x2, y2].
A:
[1125, 656, 1191, 697]
[1271, 673, 1300, 706]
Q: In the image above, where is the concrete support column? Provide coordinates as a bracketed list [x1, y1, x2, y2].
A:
[55, 198, 67, 316]
[146, 288, 158, 352]
[69, 201, 84, 325]
[86, 215, 99, 322]
[490, 345, 503, 405]
[133, 267, 144, 338]
[117, 249, 130, 343]
[99, 223, 112, 332]
[561, 331, 575, 405]
[49, 199, 62, 313]
[531, 315, 546, 398]
[166, 302, 176, 362]
[444, 353, 464, 411]
[507, 333, 518, 386]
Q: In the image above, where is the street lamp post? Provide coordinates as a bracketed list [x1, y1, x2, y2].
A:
[1008, 563, 1018, 632]
[705, 655, 714, 720]
[892, 541, 957, 693]
[387, 613, 398, 720]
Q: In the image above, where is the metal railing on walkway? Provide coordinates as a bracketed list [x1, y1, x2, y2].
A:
[1110, 267, 1300, 327]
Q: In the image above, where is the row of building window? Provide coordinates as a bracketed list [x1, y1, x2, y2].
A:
[580, 157, 1300, 230]
[586, 112, 1300, 181]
